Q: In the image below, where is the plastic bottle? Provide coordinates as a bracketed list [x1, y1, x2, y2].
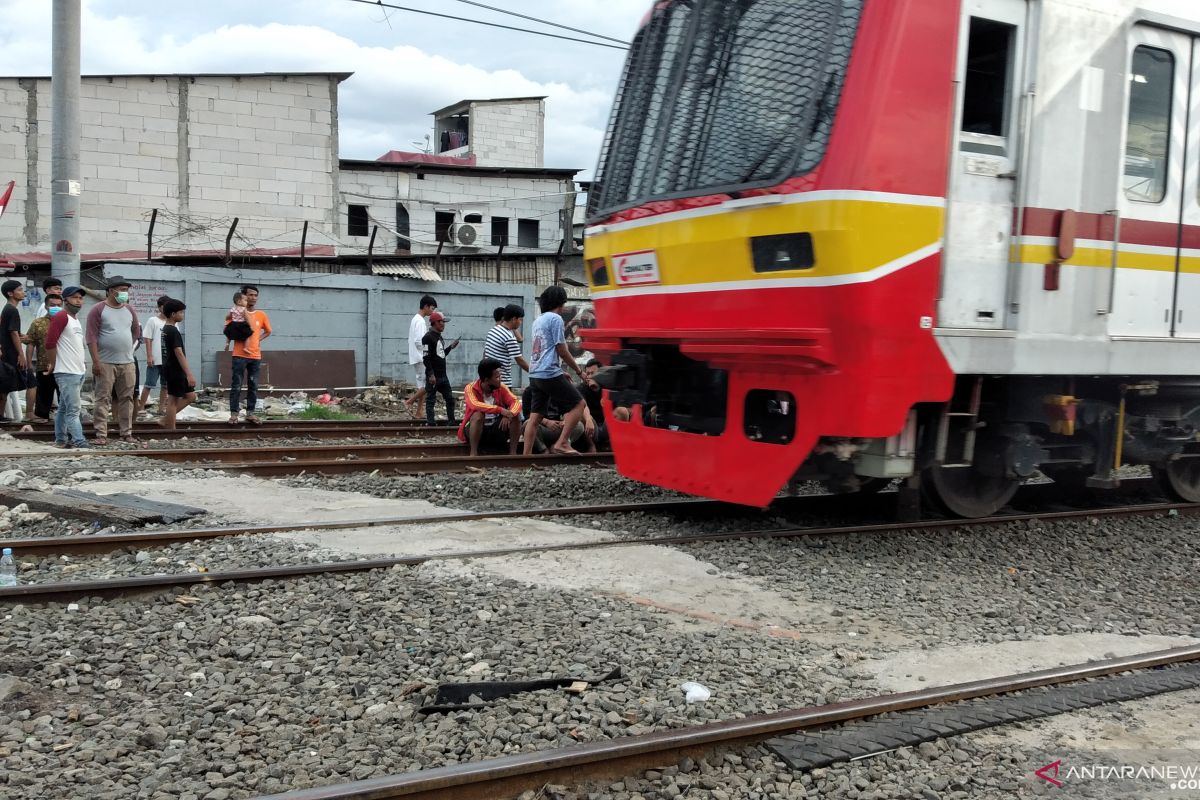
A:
[0, 548, 15, 588]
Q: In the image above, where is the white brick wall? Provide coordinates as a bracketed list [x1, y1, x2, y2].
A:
[340, 165, 570, 255]
[0, 73, 339, 256]
[464, 99, 545, 169]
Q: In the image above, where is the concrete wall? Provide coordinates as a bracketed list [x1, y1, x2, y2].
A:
[339, 167, 570, 255]
[103, 264, 535, 390]
[0, 74, 340, 256]
[468, 99, 545, 168]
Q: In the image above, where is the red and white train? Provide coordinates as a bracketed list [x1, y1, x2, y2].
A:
[583, 0, 1200, 516]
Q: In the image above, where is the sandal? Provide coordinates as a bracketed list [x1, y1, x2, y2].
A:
[227, 416, 239, 425]
[246, 416, 263, 425]
[93, 437, 108, 446]
[121, 436, 138, 444]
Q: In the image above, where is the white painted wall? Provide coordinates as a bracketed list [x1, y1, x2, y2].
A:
[0, 73, 340, 256]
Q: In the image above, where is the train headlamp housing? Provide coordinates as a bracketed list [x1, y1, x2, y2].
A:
[588, 257, 611, 287]
[751, 233, 815, 273]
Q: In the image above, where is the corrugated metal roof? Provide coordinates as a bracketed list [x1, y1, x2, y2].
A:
[370, 262, 443, 281]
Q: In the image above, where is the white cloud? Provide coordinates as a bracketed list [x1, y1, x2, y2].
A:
[0, 0, 643, 175]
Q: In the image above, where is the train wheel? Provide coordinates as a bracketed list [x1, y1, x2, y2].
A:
[922, 464, 1018, 519]
[1152, 460, 1200, 502]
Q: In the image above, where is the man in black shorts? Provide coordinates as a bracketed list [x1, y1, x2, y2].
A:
[523, 286, 587, 455]
[159, 299, 197, 429]
[458, 358, 522, 455]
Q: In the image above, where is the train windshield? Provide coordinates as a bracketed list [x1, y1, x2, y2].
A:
[588, 0, 864, 218]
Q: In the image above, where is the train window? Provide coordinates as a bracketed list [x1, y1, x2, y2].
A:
[1124, 46, 1174, 204]
[744, 390, 795, 445]
[961, 18, 1015, 145]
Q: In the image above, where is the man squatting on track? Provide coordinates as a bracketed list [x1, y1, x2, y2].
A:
[458, 357, 522, 456]
[523, 285, 588, 456]
[404, 295, 437, 418]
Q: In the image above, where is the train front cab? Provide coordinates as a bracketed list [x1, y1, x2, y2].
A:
[582, 0, 963, 507]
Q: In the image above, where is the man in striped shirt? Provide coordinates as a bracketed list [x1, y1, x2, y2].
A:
[483, 304, 528, 388]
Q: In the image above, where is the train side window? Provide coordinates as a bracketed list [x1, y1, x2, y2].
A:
[960, 18, 1016, 154]
[1124, 46, 1174, 204]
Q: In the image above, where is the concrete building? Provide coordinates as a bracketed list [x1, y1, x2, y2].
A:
[430, 96, 546, 168]
[0, 75, 578, 276]
[0, 72, 345, 259]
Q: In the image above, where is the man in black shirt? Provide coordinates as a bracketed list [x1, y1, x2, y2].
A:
[1, 279, 31, 421]
[421, 311, 459, 426]
[576, 359, 630, 451]
[159, 299, 197, 430]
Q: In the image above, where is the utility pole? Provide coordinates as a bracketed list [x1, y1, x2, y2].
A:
[50, 0, 81, 286]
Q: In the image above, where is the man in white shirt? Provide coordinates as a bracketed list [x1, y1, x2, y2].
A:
[138, 295, 170, 416]
[44, 286, 89, 448]
[404, 294, 437, 418]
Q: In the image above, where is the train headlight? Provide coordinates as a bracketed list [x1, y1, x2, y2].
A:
[588, 257, 611, 287]
[751, 232, 815, 273]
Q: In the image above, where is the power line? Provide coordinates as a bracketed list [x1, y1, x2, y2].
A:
[445, 0, 629, 46]
[344, 0, 629, 50]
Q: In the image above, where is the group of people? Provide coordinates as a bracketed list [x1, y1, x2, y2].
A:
[403, 286, 627, 458]
[5, 275, 615, 456]
[0, 276, 271, 445]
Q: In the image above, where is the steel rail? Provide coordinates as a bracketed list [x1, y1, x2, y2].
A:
[0, 478, 1165, 557]
[0, 497, 730, 556]
[13, 421, 457, 441]
[253, 644, 1200, 800]
[37, 441, 482, 463]
[2, 496, 1195, 603]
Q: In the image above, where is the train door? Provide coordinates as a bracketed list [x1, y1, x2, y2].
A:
[1174, 38, 1200, 338]
[1110, 28, 1190, 338]
[939, 0, 1027, 330]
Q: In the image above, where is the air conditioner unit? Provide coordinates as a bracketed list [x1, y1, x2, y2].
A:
[449, 222, 479, 246]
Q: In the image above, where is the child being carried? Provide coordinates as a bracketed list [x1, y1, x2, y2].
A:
[223, 291, 253, 349]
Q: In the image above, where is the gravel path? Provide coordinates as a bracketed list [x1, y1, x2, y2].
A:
[0, 567, 853, 800]
[280, 465, 688, 510]
[677, 511, 1200, 646]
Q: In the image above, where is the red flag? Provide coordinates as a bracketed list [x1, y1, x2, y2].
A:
[0, 181, 13, 219]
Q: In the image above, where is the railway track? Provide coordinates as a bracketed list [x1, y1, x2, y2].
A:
[11, 419, 457, 441]
[260, 644, 1200, 799]
[22, 441, 614, 476]
[2, 493, 1194, 603]
[0, 476, 1167, 558]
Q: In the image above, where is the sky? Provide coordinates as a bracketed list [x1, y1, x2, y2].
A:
[0, 0, 650, 176]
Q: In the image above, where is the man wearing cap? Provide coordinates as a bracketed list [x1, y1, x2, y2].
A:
[86, 276, 141, 444]
[44, 286, 89, 448]
[421, 310, 459, 427]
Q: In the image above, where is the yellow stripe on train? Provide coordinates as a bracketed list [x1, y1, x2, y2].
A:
[585, 198, 945, 290]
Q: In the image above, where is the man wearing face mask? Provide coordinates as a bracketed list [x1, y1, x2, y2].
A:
[85, 276, 141, 444]
[23, 293, 64, 422]
[44, 286, 89, 448]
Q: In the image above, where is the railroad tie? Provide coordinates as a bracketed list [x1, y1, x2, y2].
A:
[768, 662, 1200, 771]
